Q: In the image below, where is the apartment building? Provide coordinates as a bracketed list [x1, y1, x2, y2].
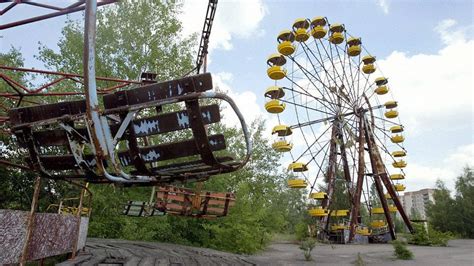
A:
[399, 188, 435, 220]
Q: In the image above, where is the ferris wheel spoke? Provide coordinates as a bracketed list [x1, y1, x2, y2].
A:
[284, 75, 339, 114]
[298, 42, 342, 107]
[302, 41, 349, 108]
[333, 40, 359, 105]
[281, 86, 339, 111]
[306, 41, 356, 111]
[307, 138, 332, 195]
[317, 39, 354, 107]
[279, 97, 334, 116]
[294, 125, 332, 162]
[287, 54, 338, 106]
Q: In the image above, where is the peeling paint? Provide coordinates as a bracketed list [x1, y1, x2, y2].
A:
[147, 90, 157, 101]
[119, 156, 131, 166]
[141, 150, 161, 162]
[87, 158, 96, 167]
[177, 113, 190, 128]
[134, 119, 160, 135]
[202, 111, 212, 122]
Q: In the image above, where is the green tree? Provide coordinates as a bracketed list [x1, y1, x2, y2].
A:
[453, 167, 474, 238]
[38, 0, 195, 82]
[427, 167, 473, 238]
[426, 180, 457, 233]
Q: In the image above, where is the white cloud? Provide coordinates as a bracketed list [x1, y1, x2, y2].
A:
[213, 72, 271, 128]
[403, 143, 473, 192]
[375, 19, 473, 137]
[180, 0, 267, 52]
[434, 19, 472, 45]
[375, 0, 390, 14]
[371, 19, 473, 193]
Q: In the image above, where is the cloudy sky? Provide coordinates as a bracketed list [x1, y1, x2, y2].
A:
[1, 0, 473, 192]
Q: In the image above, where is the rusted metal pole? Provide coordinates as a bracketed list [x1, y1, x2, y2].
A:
[337, 122, 354, 201]
[348, 116, 365, 242]
[19, 176, 41, 265]
[378, 168, 414, 233]
[0, 0, 117, 30]
[70, 185, 86, 260]
[321, 124, 338, 234]
[0, 66, 141, 85]
[83, 0, 108, 175]
[365, 120, 396, 240]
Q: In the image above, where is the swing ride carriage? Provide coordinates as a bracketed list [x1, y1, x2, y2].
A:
[0, 0, 251, 264]
[264, 16, 414, 243]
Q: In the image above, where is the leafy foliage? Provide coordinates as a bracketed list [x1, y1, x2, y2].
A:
[392, 240, 414, 260]
[354, 252, 366, 266]
[427, 167, 473, 239]
[299, 238, 316, 261]
[408, 223, 431, 246]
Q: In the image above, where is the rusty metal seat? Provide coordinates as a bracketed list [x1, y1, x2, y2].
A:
[8, 73, 251, 184]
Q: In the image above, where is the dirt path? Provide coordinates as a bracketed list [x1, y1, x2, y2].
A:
[59, 238, 474, 265]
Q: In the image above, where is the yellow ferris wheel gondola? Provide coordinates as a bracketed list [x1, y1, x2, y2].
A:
[310, 16, 327, 39]
[272, 125, 292, 136]
[390, 174, 405, 180]
[374, 77, 389, 95]
[394, 184, 406, 192]
[391, 134, 405, 143]
[347, 37, 362, 57]
[277, 30, 296, 56]
[370, 220, 387, 228]
[292, 18, 310, 42]
[267, 53, 287, 80]
[272, 139, 292, 152]
[393, 160, 407, 168]
[391, 150, 406, 157]
[362, 55, 376, 74]
[264, 86, 285, 99]
[390, 125, 404, 133]
[308, 207, 329, 217]
[329, 23, 344, 44]
[385, 110, 399, 119]
[309, 192, 328, 200]
[288, 162, 308, 172]
[265, 99, 285, 113]
[288, 178, 307, 188]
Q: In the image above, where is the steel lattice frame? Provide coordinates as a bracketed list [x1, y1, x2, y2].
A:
[265, 17, 413, 241]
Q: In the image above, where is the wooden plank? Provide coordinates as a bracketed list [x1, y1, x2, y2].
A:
[9, 100, 86, 126]
[118, 134, 226, 166]
[39, 154, 96, 170]
[103, 73, 213, 109]
[29, 105, 220, 147]
[131, 104, 220, 137]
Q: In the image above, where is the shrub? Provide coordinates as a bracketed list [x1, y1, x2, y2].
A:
[392, 240, 414, 260]
[354, 252, 366, 266]
[409, 223, 454, 246]
[427, 225, 453, 246]
[299, 238, 316, 261]
[295, 221, 309, 241]
[409, 223, 431, 246]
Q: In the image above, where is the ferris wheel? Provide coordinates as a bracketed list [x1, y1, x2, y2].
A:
[264, 17, 414, 242]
